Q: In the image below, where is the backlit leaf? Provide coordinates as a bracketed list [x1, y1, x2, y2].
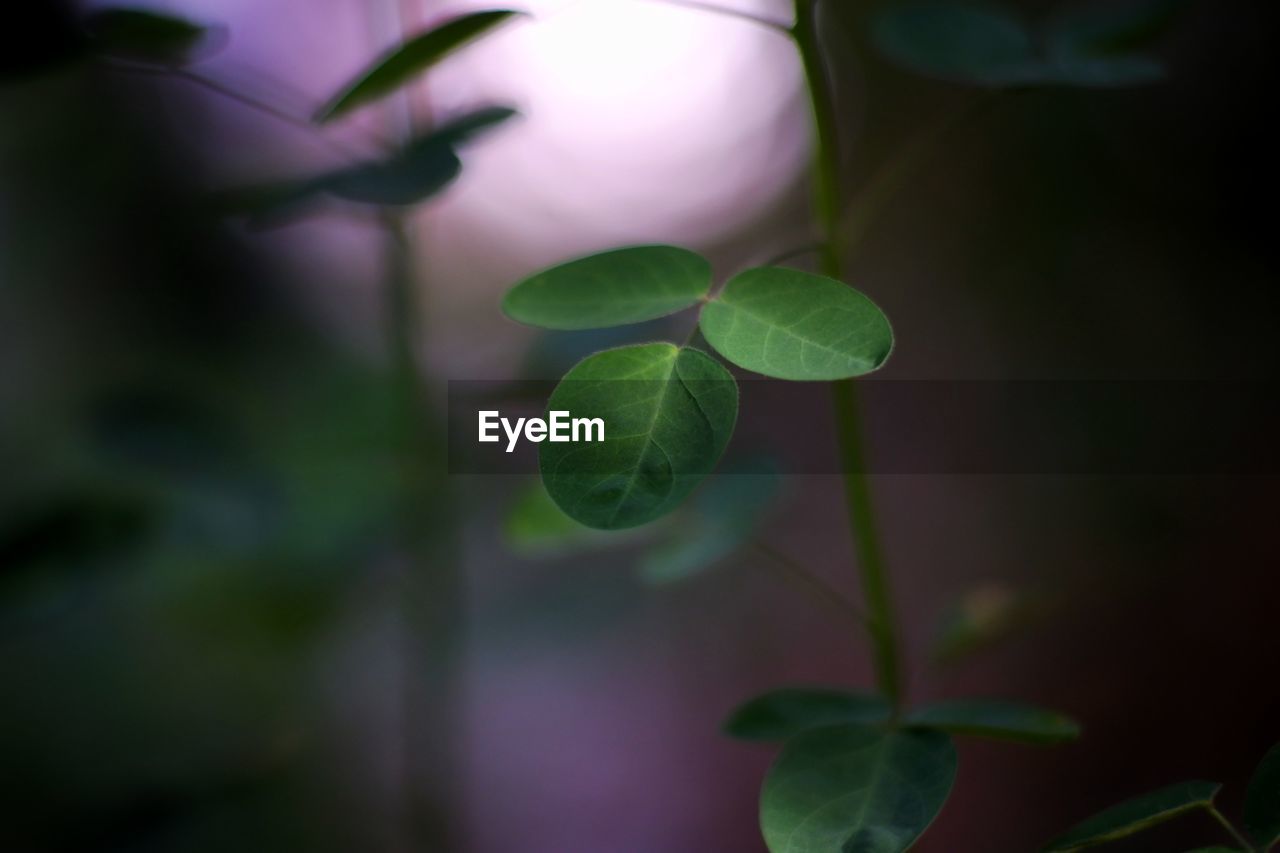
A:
[760, 726, 956, 853]
[1045, 781, 1221, 850]
[722, 688, 890, 742]
[504, 246, 712, 331]
[503, 479, 625, 556]
[1244, 741, 1280, 849]
[315, 10, 522, 122]
[699, 267, 893, 380]
[540, 344, 737, 530]
[905, 699, 1080, 745]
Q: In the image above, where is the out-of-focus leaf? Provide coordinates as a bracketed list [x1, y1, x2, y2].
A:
[1045, 781, 1221, 850]
[638, 456, 780, 584]
[699, 267, 893, 380]
[88, 390, 279, 553]
[504, 479, 618, 556]
[84, 8, 215, 65]
[227, 106, 517, 220]
[760, 726, 956, 853]
[872, 3, 1045, 87]
[1043, 0, 1182, 86]
[321, 136, 461, 205]
[540, 344, 737, 530]
[905, 699, 1080, 745]
[1244, 741, 1280, 849]
[930, 582, 1038, 664]
[1047, 0, 1186, 57]
[315, 10, 522, 122]
[721, 687, 890, 741]
[872, 1, 1173, 88]
[504, 246, 712, 331]
[431, 105, 519, 146]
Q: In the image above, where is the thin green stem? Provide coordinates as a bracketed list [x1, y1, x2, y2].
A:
[1205, 804, 1257, 852]
[792, 0, 904, 711]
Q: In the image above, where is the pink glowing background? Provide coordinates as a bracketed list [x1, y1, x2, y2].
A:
[95, 0, 810, 374]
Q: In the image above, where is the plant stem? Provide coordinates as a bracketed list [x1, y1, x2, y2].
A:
[105, 60, 391, 158]
[753, 540, 868, 632]
[792, 0, 904, 711]
[1205, 805, 1257, 852]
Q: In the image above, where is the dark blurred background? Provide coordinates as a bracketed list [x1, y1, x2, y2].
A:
[1, 0, 1277, 851]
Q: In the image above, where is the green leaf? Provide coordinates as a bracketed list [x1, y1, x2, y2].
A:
[760, 726, 956, 853]
[431, 105, 520, 146]
[321, 134, 461, 205]
[540, 344, 737, 530]
[504, 246, 712, 331]
[638, 455, 779, 584]
[228, 105, 518, 219]
[871, 3, 1046, 87]
[85, 8, 214, 64]
[503, 479, 628, 557]
[315, 10, 522, 123]
[722, 688, 890, 742]
[905, 699, 1080, 745]
[1244, 741, 1280, 849]
[1045, 781, 1221, 850]
[699, 267, 893, 380]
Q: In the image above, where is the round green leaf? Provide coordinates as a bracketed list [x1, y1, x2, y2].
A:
[540, 344, 737, 530]
[1045, 781, 1221, 850]
[722, 688, 890, 742]
[504, 246, 712, 331]
[872, 3, 1047, 87]
[699, 267, 893, 380]
[315, 10, 522, 123]
[905, 699, 1081, 745]
[1245, 741, 1280, 849]
[760, 726, 957, 853]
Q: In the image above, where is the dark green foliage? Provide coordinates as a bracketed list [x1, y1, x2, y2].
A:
[1045, 781, 1222, 850]
[722, 688, 891, 741]
[539, 344, 737, 530]
[1244, 741, 1280, 849]
[905, 699, 1081, 745]
[315, 10, 522, 122]
[760, 726, 956, 853]
[84, 8, 213, 64]
[699, 267, 893, 380]
[872, 1, 1179, 88]
[230, 106, 516, 218]
[504, 246, 712, 330]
